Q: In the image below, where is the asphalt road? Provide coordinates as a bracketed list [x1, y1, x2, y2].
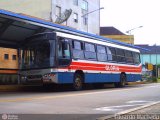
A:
[0, 83, 160, 120]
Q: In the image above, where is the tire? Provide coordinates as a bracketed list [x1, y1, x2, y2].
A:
[73, 74, 83, 91]
[114, 74, 126, 88]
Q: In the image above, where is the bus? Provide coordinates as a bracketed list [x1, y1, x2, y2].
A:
[19, 31, 141, 90]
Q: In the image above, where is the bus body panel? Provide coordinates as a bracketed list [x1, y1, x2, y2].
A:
[84, 73, 120, 83]
[126, 74, 142, 82]
[57, 72, 74, 84]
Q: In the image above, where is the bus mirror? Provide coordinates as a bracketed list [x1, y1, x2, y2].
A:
[62, 40, 68, 50]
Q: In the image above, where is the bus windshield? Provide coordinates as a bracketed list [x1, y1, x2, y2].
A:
[21, 40, 55, 69]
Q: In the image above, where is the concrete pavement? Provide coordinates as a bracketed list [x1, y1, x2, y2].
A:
[99, 102, 160, 120]
[0, 83, 160, 120]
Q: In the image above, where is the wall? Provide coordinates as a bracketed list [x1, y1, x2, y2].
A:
[102, 35, 134, 44]
[0, 47, 18, 69]
[51, 0, 100, 35]
[0, 0, 52, 21]
[141, 54, 160, 65]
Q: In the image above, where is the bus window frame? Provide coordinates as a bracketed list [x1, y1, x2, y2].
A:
[106, 47, 117, 63]
[116, 48, 126, 64]
[96, 44, 108, 62]
[125, 50, 134, 65]
[132, 52, 141, 65]
[57, 37, 72, 67]
[84, 42, 97, 61]
[71, 40, 85, 60]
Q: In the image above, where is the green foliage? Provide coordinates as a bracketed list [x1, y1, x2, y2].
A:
[152, 77, 158, 82]
[157, 64, 160, 68]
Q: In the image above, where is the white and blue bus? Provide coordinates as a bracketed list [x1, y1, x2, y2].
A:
[20, 31, 141, 90]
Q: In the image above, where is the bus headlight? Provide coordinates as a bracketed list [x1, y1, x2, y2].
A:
[21, 76, 27, 80]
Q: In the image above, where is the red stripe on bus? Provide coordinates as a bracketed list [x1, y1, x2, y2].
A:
[71, 62, 141, 72]
[57, 61, 142, 73]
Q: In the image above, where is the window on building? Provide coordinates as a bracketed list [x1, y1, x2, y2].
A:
[84, 43, 96, 60]
[73, 0, 78, 6]
[73, 13, 78, 23]
[97, 45, 107, 62]
[4, 54, 9, 60]
[72, 40, 84, 59]
[56, 6, 61, 17]
[12, 55, 17, 60]
[82, 13, 88, 25]
[81, 0, 88, 10]
[84, 17, 88, 25]
[81, 0, 88, 25]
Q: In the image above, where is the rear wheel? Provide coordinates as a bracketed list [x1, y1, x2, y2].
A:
[73, 74, 83, 90]
[115, 73, 126, 88]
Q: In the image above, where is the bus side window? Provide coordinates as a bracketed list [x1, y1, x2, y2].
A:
[107, 47, 117, 62]
[58, 38, 71, 66]
[133, 52, 140, 64]
[97, 45, 107, 62]
[58, 38, 71, 59]
[116, 49, 126, 63]
[72, 40, 84, 59]
[84, 43, 97, 60]
[125, 50, 134, 64]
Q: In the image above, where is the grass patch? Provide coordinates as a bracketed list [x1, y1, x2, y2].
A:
[157, 78, 160, 83]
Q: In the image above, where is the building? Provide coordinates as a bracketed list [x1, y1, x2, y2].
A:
[100, 27, 134, 44]
[0, 47, 18, 84]
[0, 48, 18, 69]
[136, 45, 160, 65]
[0, 0, 52, 21]
[136, 44, 160, 78]
[0, 0, 100, 34]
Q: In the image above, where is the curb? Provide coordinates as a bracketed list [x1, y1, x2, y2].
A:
[97, 101, 160, 120]
[127, 81, 149, 85]
[0, 85, 24, 91]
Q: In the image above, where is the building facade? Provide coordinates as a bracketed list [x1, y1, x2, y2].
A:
[0, 47, 18, 84]
[136, 45, 160, 65]
[52, 0, 100, 34]
[0, 0, 52, 21]
[100, 27, 134, 44]
[0, 48, 18, 69]
[0, 0, 100, 34]
[136, 45, 160, 78]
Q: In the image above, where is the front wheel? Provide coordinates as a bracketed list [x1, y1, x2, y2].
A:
[114, 74, 126, 88]
[73, 74, 83, 90]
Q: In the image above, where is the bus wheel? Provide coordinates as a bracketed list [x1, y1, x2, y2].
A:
[73, 74, 83, 90]
[115, 73, 126, 88]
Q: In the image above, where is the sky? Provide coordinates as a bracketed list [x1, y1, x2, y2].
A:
[100, 0, 160, 45]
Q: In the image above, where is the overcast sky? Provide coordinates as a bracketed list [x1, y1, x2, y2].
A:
[100, 0, 160, 45]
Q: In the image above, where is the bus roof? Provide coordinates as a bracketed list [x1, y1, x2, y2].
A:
[0, 9, 148, 51]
